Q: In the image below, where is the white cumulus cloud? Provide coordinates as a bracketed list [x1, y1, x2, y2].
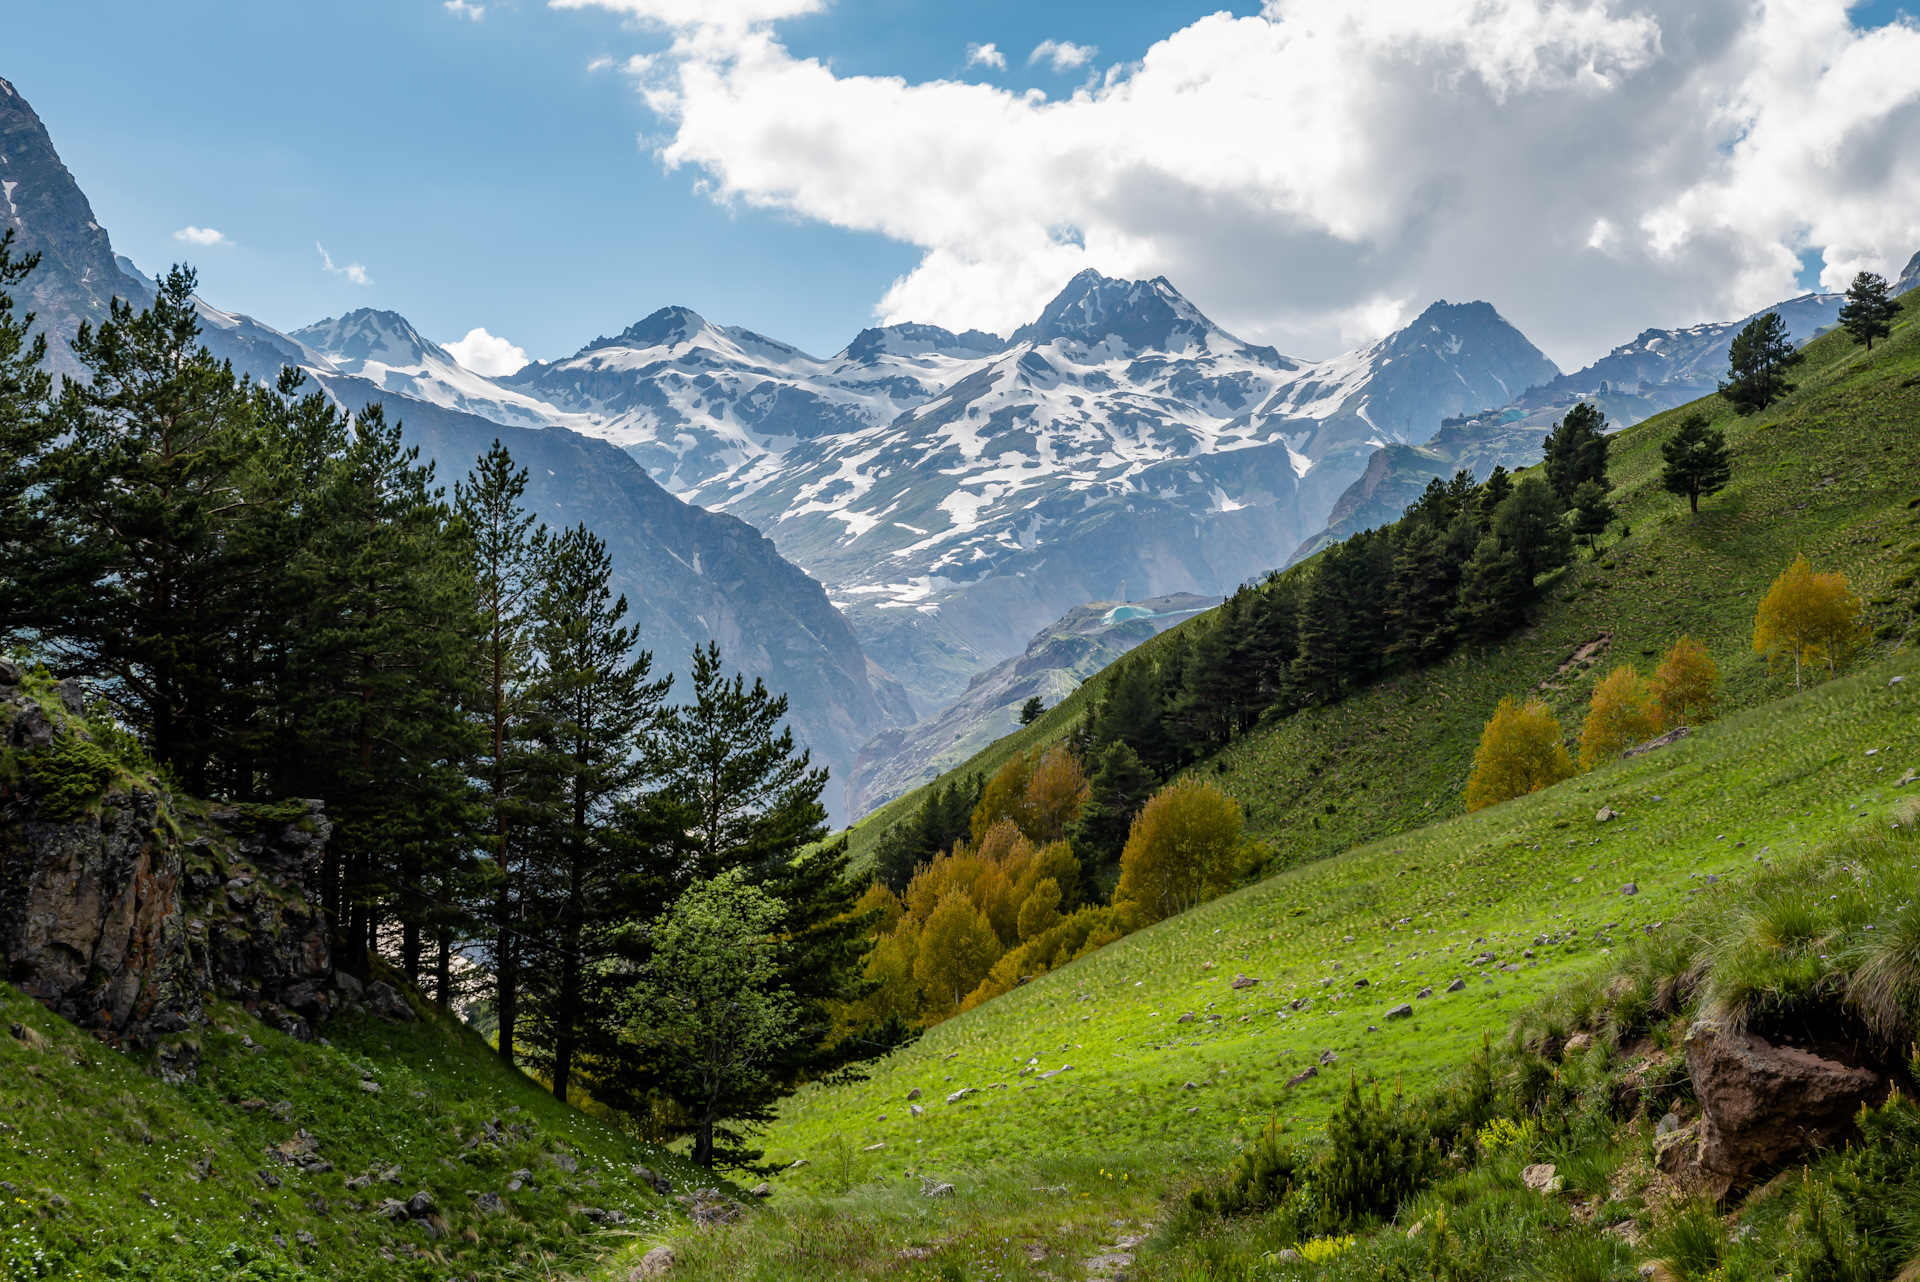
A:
[172, 226, 231, 247]
[445, 0, 486, 18]
[316, 243, 373, 287]
[444, 327, 532, 377]
[966, 42, 1008, 71]
[1029, 39, 1097, 72]
[582, 0, 1920, 367]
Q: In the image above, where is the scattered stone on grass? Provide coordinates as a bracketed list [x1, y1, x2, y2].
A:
[1521, 1163, 1563, 1194]
[630, 1244, 675, 1278]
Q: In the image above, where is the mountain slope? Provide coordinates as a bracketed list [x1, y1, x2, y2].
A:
[320, 376, 914, 818]
[845, 592, 1216, 817]
[710, 278, 1920, 1282]
[0, 77, 152, 377]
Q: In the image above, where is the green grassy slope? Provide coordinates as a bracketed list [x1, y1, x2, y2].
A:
[763, 649, 1918, 1184]
[0, 980, 705, 1280]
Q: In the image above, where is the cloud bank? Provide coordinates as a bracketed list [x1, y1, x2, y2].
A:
[579, 0, 1920, 365]
[445, 326, 532, 376]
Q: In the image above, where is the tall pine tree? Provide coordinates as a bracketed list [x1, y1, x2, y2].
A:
[1542, 401, 1610, 504]
[1720, 311, 1804, 414]
[455, 442, 547, 1050]
[0, 230, 53, 641]
[519, 524, 669, 1104]
[1838, 270, 1897, 352]
[26, 265, 265, 791]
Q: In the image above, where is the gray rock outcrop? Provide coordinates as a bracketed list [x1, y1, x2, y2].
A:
[0, 672, 333, 1045]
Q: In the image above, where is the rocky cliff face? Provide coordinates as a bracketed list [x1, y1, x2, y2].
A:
[0, 661, 333, 1048]
[0, 78, 152, 378]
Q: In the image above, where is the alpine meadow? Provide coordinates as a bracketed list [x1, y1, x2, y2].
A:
[3, 14, 1920, 1282]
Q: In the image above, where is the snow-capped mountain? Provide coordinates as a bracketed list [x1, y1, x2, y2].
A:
[1517, 292, 1845, 417]
[499, 306, 1004, 496]
[477, 273, 1558, 708]
[291, 309, 590, 433]
[88, 261, 1561, 712]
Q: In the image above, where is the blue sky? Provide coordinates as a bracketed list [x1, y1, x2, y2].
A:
[4, 0, 1917, 368]
[4, 0, 1257, 361]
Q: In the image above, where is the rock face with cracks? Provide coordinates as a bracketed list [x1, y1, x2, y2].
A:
[1665, 1020, 1889, 1193]
[0, 669, 334, 1045]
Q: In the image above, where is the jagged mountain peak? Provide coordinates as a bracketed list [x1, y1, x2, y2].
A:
[293, 308, 455, 369]
[1009, 270, 1227, 353]
[842, 322, 1005, 364]
[582, 304, 710, 354]
[1895, 250, 1920, 296]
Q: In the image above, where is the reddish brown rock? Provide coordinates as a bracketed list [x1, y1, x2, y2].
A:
[1681, 1020, 1886, 1192]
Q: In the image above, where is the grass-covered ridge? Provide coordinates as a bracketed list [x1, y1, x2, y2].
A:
[0, 980, 710, 1280]
[764, 649, 1917, 1181]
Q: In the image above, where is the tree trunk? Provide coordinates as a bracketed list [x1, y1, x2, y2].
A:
[552, 952, 578, 1104]
[402, 916, 421, 986]
[695, 1096, 717, 1167]
[495, 865, 518, 1065]
[434, 931, 451, 1012]
[1689, 490, 1699, 514]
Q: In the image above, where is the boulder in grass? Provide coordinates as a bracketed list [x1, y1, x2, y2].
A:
[365, 981, 415, 1022]
[1680, 1021, 1888, 1194]
[1521, 1163, 1562, 1195]
[630, 1245, 675, 1278]
[1385, 1003, 1413, 1020]
[1285, 1066, 1318, 1088]
[1231, 974, 1259, 990]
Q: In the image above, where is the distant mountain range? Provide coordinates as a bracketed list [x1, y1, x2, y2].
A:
[280, 275, 1562, 713]
[1287, 287, 1879, 564]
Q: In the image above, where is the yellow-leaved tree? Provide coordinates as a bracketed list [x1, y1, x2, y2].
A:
[970, 744, 1089, 844]
[1753, 555, 1865, 689]
[1649, 635, 1720, 727]
[1465, 696, 1575, 810]
[1111, 777, 1244, 928]
[1578, 665, 1662, 769]
[913, 889, 1001, 1015]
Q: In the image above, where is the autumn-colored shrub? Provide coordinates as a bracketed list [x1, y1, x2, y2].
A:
[914, 889, 1000, 1014]
[1649, 635, 1719, 727]
[1754, 555, 1866, 689]
[1578, 665, 1662, 769]
[1112, 777, 1244, 927]
[1464, 696, 1575, 811]
[971, 744, 1089, 845]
